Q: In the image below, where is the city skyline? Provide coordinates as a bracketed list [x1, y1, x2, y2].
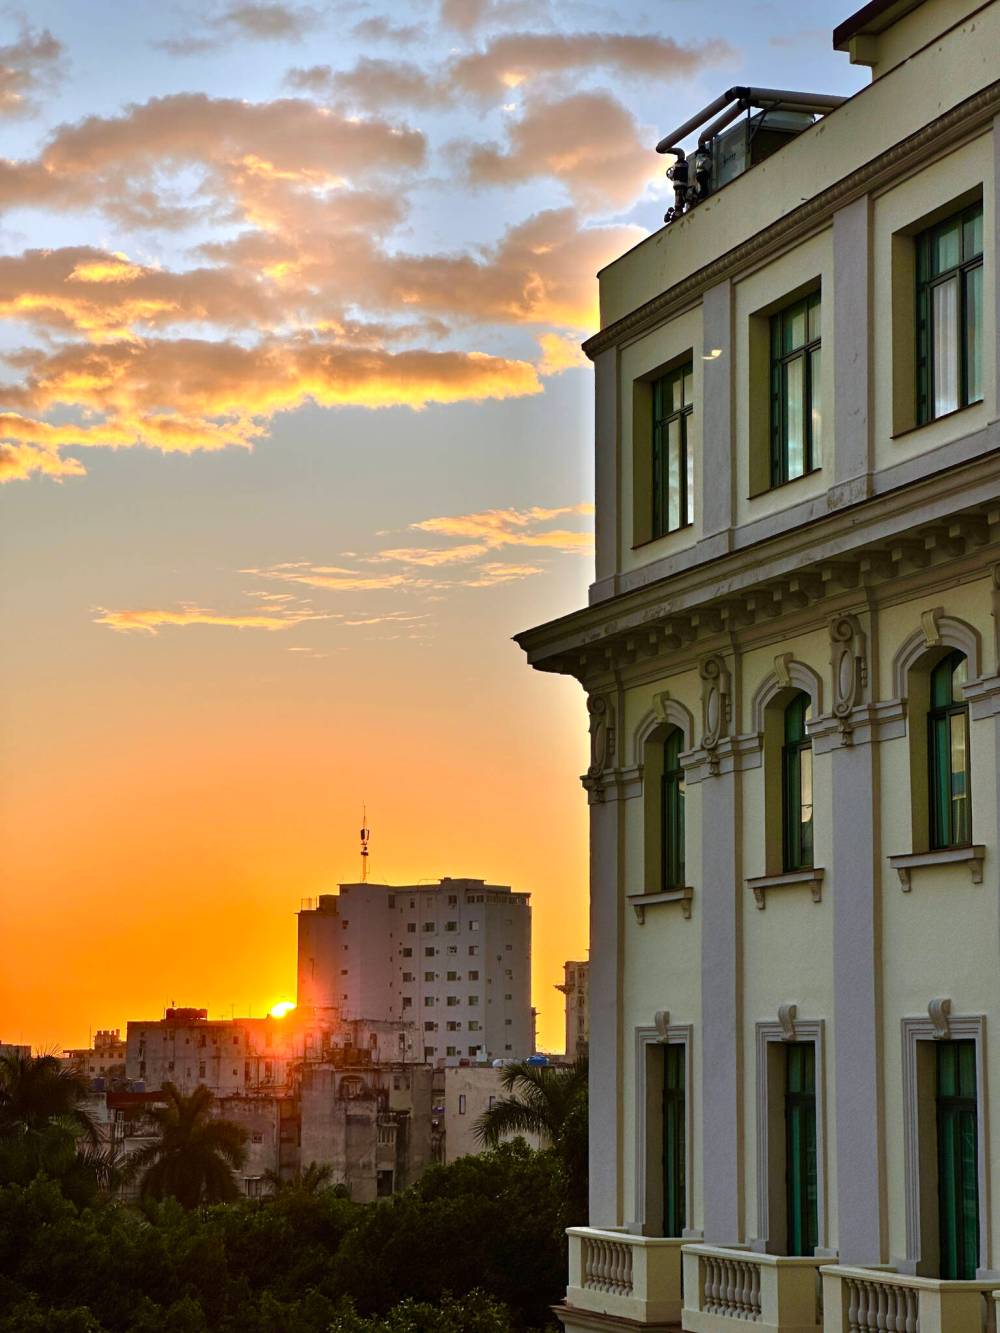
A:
[0, 0, 866, 1054]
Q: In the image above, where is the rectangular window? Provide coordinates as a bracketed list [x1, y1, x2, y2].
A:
[663, 1044, 686, 1236]
[425, 947, 435, 958]
[458, 1094, 467, 1114]
[661, 729, 686, 890]
[929, 652, 971, 850]
[424, 971, 435, 982]
[468, 1021, 480, 1032]
[917, 204, 983, 423]
[784, 1043, 818, 1257]
[936, 1039, 979, 1279]
[652, 363, 694, 537]
[446, 1046, 457, 1056]
[782, 694, 814, 872]
[770, 292, 821, 487]
[469, 971, 479, 981]
[407, 923, 416, 934]
[402, 947, 412, 957]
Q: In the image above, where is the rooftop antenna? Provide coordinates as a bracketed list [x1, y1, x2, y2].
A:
[360, 806, 370, 883]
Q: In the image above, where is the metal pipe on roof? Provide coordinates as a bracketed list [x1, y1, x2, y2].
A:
[742, 86, 848, 110]
[657, 86, 847, 154]
[656, 89, 738, 153]
[697, 100, 748, 149]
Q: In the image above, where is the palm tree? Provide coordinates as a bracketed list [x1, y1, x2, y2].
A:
[123, 1082, 247, 1208]
[474, 1056, 589, 1221]
[262, 1160, 338, 1196]
[0, 1052, 98, 1144]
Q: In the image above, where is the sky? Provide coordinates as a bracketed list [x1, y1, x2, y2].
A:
[0, 0, 867, 1055]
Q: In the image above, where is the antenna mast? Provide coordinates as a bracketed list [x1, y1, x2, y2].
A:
[360, 806, 370, 882]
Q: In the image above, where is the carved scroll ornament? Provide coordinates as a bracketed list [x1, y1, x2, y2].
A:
[699, 654, 731, 774]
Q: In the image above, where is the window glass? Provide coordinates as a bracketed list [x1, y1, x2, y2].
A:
[918, 204, 983, 423]
[651, 361, 694, 538]
[929, 650, 971, 849]
[660, 728, 686, 890]
[782, 692, 814, 871]
[770, 292, 821, 488]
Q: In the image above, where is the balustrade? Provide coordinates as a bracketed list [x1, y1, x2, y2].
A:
[683, 1245, 827, 1333]
[822, 1265, 1000, 1333]
[565, 1227, 685, 1324]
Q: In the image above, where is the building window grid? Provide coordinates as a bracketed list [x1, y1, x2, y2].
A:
[917, 204, 984, 424]
[770, 292, 821, 488]
[652, 363, 694, 537]
[929, 651, 971, 850]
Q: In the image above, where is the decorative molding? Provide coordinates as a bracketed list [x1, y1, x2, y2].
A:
[990, 563, 1000, 671]
[888, 845, 985, 889]
[777, 1004, 798, 1041]
[629, 888, 694, 923]
[582, 80, 1000, 362]
[891, 614, 983, 699]
[634, 696, 696, 767]
[755, 1018, 827, 1253]
[699, 654, 732, 774]
[587, 694, 616, 779]
[750, 660, 824, 734]
[900, 1011, 990, 1274]
[829, 614, 868, 744]
[633, 1023, 694, 1236]
[963, 673, 1000, 720]
[746, 867, 825, 909]
[927, 997, 952, 1040]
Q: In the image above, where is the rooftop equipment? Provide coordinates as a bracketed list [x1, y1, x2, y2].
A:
[656, 86, 848, 223]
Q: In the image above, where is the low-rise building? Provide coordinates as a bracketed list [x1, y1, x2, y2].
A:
[443, 1064, 545, 1163]
[64, 1028, 126, 1082]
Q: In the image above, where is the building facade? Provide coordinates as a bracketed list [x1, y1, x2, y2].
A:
[64, 1028, 126, 1082]
[297, 877, 533, 1064]
[518, 3, 1000, 1330]
[556, 960, 590, 1060]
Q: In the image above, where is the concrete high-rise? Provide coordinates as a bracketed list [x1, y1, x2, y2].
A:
[297, 877, 532, 1063]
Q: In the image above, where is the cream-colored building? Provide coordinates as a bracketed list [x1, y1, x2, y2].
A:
[557, 961, 590, 1060]
[518, 3, 1000, 1331]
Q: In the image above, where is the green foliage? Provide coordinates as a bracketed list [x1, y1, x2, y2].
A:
[475, 1057, 589, 1224]
[0, 1139, 567, 1332]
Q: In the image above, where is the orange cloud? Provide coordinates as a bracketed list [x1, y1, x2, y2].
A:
[93, 602, 332, 634]
[462, 91, 657, 209]
[0, 25, 63, 117]
[410, 503, 594, 554]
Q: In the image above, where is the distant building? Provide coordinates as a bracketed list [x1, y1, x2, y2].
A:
[443, 1064, 544, 1163]
[298, 877, 533, 1064]
[64, 1028, 126, 1081]
[0, 1042, 31, 1061]
[555, 962, 589, 1060]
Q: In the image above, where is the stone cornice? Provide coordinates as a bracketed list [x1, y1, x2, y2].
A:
[516, 473, 1000, 686]
[582, 79, 1000, 362]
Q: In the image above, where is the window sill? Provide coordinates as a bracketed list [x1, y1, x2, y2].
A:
[628, 887, 693, 923]
[890, 400, 984, 441]
[746, 868, 824, 910]
[747, 466, 822, 501]
[888, 845, 985, 889]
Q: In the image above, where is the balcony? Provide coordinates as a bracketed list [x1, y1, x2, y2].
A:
[565, 1227, 685, 1326]
[682, 1245, 828, 1333]
[821, 1265, 1000, 1333]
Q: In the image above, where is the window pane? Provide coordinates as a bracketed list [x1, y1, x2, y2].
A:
[950, 712, 969, 845]
[932, 277, 959, 417]
[785, 303, 807, 354]
[952, 654, 968, 699]
[934, 221, 960, 275]
[807, 296, 821, 343]
[670, 372, 685, 414]
[685, 430, 694, 526]
[962, 209, 983, 260]
[800, 746, 813, 861]
[667, 418, 681, 531]
[784, 355, 805, 479]
[809, 346, 822, 469]
[964, 265, 983, 405]
[682, 368, 694, 407]
[930, 714, 950, 847]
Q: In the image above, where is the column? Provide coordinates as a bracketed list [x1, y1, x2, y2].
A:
[593, 346, 619, 602]
[588, 790, 622, 1226]
[832, 195, 873, 502]
[831, 734, 886, 1264]
[700, 764, 742, 1243]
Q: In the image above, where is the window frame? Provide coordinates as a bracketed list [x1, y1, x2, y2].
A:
[651, 362, 694, 538]
[781, 693, 814, 872]
[916, 203, 984, 425]
[769, 291, 822, 489]
[660, 728, 686, 890]
[927, 650, 972, 851]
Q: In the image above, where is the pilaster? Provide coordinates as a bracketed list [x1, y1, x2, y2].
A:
[832, 195, 873, 502]
[594, 347, 620, 593]
[700, 281, 734, 547]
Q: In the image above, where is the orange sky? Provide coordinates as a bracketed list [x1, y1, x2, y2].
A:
[0, 0, 863, 1055]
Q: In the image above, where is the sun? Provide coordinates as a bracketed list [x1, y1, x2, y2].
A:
[269, 1001, 296, 1018]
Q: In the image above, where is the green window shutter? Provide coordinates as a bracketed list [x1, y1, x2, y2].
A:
[785, 1042, 818, 1256]
[936, 1040, 979, 1279]
[663, 1044, 686, 1236]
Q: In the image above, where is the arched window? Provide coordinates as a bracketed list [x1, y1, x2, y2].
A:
[661, 729, 685, 890]
[928, 650, 970, 849]
[782, 693, 813, 871]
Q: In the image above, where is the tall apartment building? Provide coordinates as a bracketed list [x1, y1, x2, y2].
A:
[518, 3, 1000, 1331]
[556, 961, 589, 1060]
[297, 877, 533, 1063]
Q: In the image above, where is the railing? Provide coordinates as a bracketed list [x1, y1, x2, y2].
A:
[683, 1245, 828, 1333]
[565, 1227, 685, 1324]
[822, 1266, 1000, 1333]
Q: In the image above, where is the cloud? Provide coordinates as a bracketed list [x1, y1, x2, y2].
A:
[438, 0, 550, 32]
[288, 59, 443, 111]
[461, 91, 657, 210]
[155, 3, 318, 54]
[536, 331, 587, 375]
[0, 25, 63, 117]
[449, 31, 734, 101]
[93, 601, 332, 633]
[351, 16, 425, 44]
[409, 503, 594, 555]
